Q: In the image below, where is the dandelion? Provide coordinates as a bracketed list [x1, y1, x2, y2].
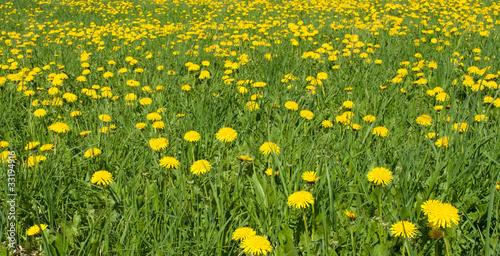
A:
[27, 224, 48, 236]
[322, 120, 333, 128]
[436, 92, 450, 102]
[302, 171, 320, 182]
[0, 141, 9, 148]
[265, 168, 279, 176]
[40, 144, 53, 151]
[184, 131, 201, 142]
[245, 101, 259, 111]
[343, 101, 354, 109]
[416, 115, 432, 126]
[452, 122, 469, 132]
[33, 109, 47, 117]
[426, 202, 460, 228]
[435, 137, 449, 148]
[232, 227, 256, 241]
[136, 123, 147, 130]
[48, 122, 70, 133]
[284, 101, 299, 111]
[300, 110, 314, 120]
[25, 141, 40, 150]
[363, 115, 376, 123]
[190, 160, 211, 175]
[71, 111, 82, 117]
[287, 191, 314, 209]
[372, 126, 388, 137]
[237, 155, 253, 162]
[90, 170, 113, 186]
[367, 167, 393, 186]
[84, 148, 102, 158]
[241, 235, 272, 255]
[215, 127, 237, 142]
[146, 112, 162, 121]
[152, 121, 165, 129]
[344, 210, 357, 219]
[25, 155, 46, 167]
[259, 142, 280, 155]
[99, 114, 111, 122]
[159, 157, 180, 169]
[149, 138, 169, 151]
[390, 221, 418, 238]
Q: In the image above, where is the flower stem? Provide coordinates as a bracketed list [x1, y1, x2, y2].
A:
[303, 210, 310, 255]
[443, 231, 451, 256]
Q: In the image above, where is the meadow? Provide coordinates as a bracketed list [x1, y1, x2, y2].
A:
[1, 0, 500, 255]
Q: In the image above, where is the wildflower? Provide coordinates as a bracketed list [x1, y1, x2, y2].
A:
[287, 191, 314, 209]
[435, 137, 449, 148]
[216, 127, 237, 142]
[421, 200, 460, 228]
[241, 235, 272, 255]
[27, 224, 48, 236]
[181, 85, 192, 91]
[372, 126, 388, 137]
[184, 131, 201, 142]
[425, 132, 437, 139]
[452, 122, 469, 133]
[25, 155, 46, 167]
[159, 157, 180, 169]
[84, 148, 101, 158]
[99, 114, 111, 122]
[136, 123, 147, 130]
[245, 101, 259, 111]
[435, 92, 450, 102]
[363, 115, 376, 123]
[140, 98, 152, 105]
[48, 122, 70, 133]
[259, 142, 280, 155]
[25, 141, 40, 150]
[199, 70, 210, 79]
[474, 115, 488, 122]
[149, 138, 169, 151]
[90, 170, 113, 186]
[146, 112, 162, 121]
[265, 168, 279, 176]
[284, 101, 299, 111]
[40, 144, 53, 151]
[302, 171, 320, 182]
[71, 111, 82, 117]
[300, 110, 314, 120]
[344, 210, 357, 219]
[322, 120, 333, 128]
[238, 155, 253, 162]
[0, 141, 9, 148]
[252, 82, 266, 88]
[152, 121, 165, 129]
[416, 115, 432, 126]
[343, 101, 354, 109]
[390, 221, 418, 238]
[367, 167, 393, 186]
[190, 160, 211, 175]
[33, 109, 47, 117]
[232, 227, 256, 241]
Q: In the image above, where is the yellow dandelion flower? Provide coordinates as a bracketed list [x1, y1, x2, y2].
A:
[136, 123, 147, 130]
[232, 227, 256, 241]
[25, 141, 40, 150]
[416, 114, 432, 126]
[241, 235, 272, 255]
[90, 170, 113, 186]
[84, 148, 101, 158]
[159, 157, 180, 169]
[367, 167, 393, 186]
[33, 109, 47, 117]
[435, 137, 449, 148]
[216, 127, 237, 143]
[300, 110, 314, 120]
[99, 114, 111, 122]
[390, 221, 418, 238]
[363, 115, 376, 123]
[149, 138, 168, 151]
[260, 142, 280, 155]
[190, 160, 211, 175]
[302, 171, 320, 182]
[284, 101, 299, 111]
[184, 131, 201, 142]
[27, 224, 48, 236]
[48, 122, 70, 133]
[372, 126, 388, 137]
[322, 120, 333, 128]
[287, 191, 314, 209]
[40, 144, 53, 151]
[344, 210, 357, 219]
[238, 155, 253, 162]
